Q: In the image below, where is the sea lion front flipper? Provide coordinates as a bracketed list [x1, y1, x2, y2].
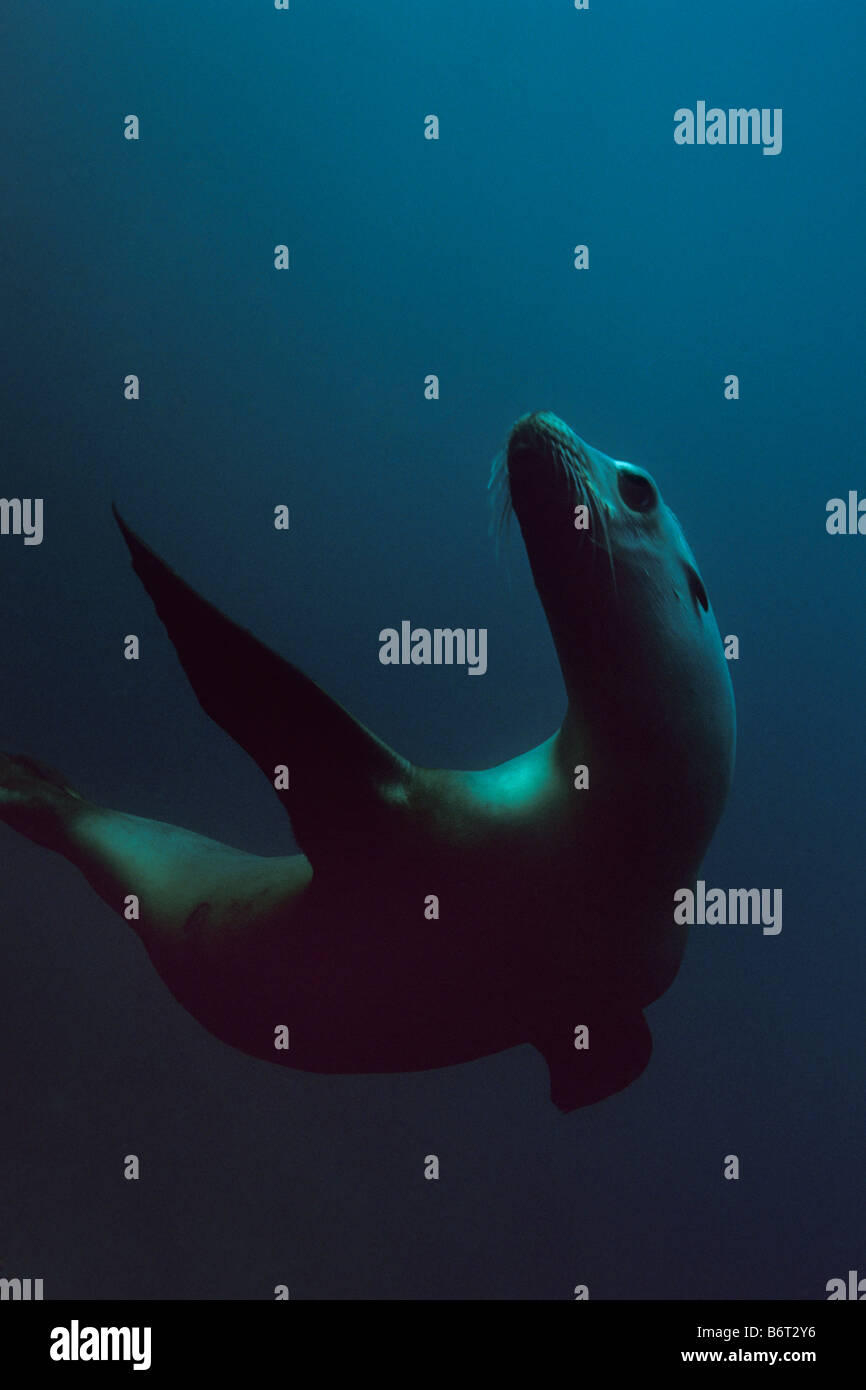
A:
[112, 506, 413, 868]
[535, 1009, 653, 1111]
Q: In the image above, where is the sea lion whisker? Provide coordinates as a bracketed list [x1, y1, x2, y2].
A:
[487, 445, 513, 550]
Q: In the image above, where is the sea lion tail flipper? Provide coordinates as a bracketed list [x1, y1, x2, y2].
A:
[536, 1009, 653, 1112]
[112, 506, 413, 866]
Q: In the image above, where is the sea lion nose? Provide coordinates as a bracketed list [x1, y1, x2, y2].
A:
[510, 411, 581, 457]
[507, 412, 586, 496]
[508, 412, 558, 474]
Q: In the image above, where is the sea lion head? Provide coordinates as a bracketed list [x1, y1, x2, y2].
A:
[491, 410, 736, 864]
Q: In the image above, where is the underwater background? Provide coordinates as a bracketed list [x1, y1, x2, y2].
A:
[2, 0, 864, 1299]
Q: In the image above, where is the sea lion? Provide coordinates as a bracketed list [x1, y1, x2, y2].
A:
[0, 411, 735, 1110]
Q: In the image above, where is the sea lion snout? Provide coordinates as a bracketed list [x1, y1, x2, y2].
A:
[507, 411, 585, 474]
[504, 412, 600, 523]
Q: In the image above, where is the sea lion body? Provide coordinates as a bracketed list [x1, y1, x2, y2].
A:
[0, 411, 735, 1109]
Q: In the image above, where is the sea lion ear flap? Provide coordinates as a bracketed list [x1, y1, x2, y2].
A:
[112, 506, 414, 868]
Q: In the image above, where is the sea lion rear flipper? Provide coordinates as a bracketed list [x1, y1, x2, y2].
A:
[112, 506, 413, 867]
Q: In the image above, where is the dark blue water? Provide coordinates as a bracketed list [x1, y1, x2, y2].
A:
[2, 0, 863, 1299]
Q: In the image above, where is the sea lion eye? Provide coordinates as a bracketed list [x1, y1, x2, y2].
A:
[617, 470, 656, 513]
